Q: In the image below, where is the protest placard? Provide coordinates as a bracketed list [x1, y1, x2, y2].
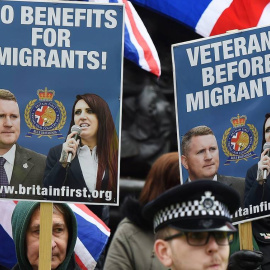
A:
[172, 25, 270, 222]
[0, 0, 124, 205]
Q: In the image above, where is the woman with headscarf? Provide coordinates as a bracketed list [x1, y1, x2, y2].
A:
[11, 202, 80, 270]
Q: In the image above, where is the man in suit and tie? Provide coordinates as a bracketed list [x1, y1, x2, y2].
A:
[180, 125, 264, 269]
[181, 125, 245, 206]
[0, 89, 46, 200]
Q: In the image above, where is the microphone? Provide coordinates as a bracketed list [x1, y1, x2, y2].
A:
[263, 142, 270, 180]
[67, 125, 81, 164]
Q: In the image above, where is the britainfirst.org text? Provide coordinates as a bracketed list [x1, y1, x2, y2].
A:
[0, 184, 112, 201]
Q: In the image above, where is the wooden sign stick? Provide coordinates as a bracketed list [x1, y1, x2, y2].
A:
[39, 202, 53, 270]
[238, 221, 253, 250]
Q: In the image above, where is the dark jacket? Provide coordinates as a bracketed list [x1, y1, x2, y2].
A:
[245, 164, 270, 269]
[245, 163, 270, 207]
[217, 174, 245, 208]
[43, 144, 112, 203]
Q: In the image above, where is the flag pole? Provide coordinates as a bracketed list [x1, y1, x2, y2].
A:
[239, 221, 253, 250]
[39, 202, 53, 270]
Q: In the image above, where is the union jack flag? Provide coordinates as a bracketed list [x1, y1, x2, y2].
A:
[89, 0, 161, 76]
[35, 106, 48, 126]
[129, 0, 270, 38]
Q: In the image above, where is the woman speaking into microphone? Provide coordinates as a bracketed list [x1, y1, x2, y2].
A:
[43, 93, 118, 204]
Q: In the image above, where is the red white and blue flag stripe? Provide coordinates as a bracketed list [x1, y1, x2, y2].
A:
[70, 204, 110, 270]
[0, 201, 110, 270]
[129, 0, 270, 37]
[89, 0, 161, 76]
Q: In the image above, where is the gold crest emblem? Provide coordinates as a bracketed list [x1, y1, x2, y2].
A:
[24, 88, 66, 138]
[222, 114, 258, 164]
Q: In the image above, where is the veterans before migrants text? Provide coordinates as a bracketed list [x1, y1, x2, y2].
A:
[184, 30, 270, 112]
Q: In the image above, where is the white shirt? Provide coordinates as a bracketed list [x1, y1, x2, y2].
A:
[78, 145, 98, 192]
[188, 174, 217, 182]
[0, 144, 16, 184]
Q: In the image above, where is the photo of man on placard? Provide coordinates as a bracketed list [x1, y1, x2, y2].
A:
[0, 89, 46, 200]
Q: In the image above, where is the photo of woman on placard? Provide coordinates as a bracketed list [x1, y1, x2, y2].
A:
[244, 113, 270, 270]
[43, 93, 118, 204]
[245, 113, 270, 206]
